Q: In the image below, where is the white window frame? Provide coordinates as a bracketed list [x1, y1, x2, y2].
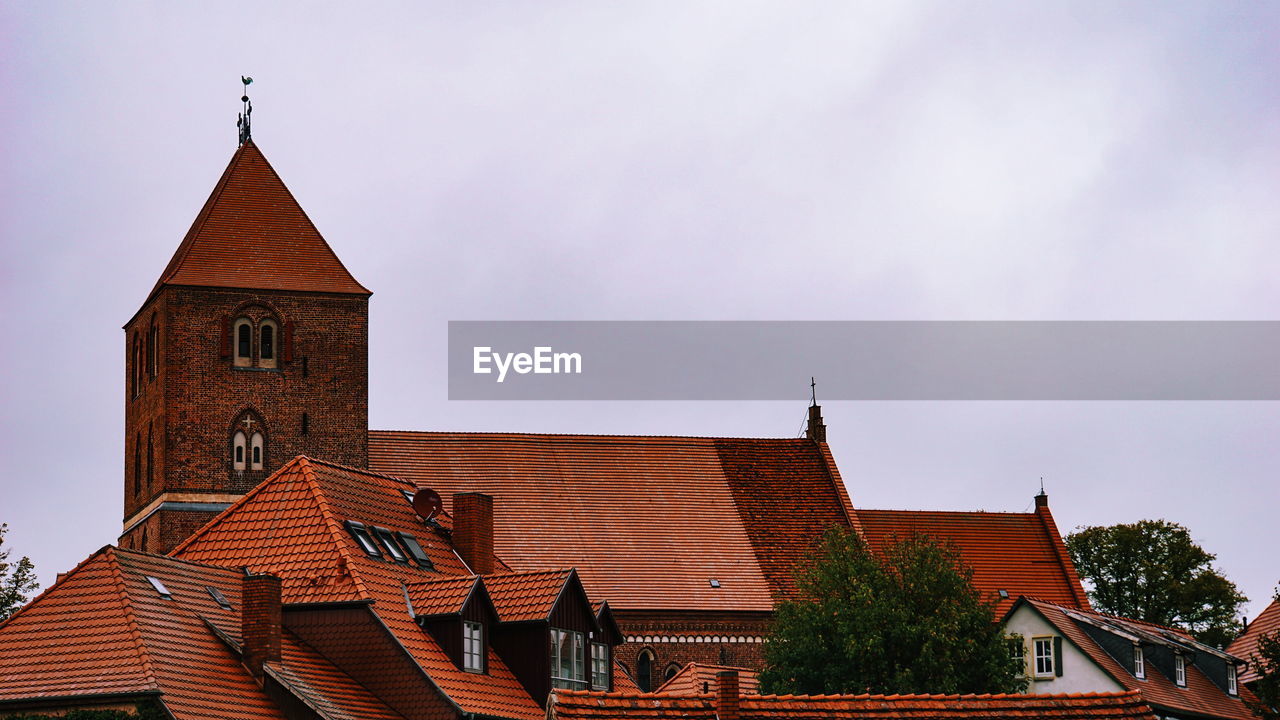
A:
[1033, 637, 1055, 678]
[1174, 653, 1186, 686]
[463, 620, 484, 673]
[250, 432, 264, 470]
[551, 628, 587, 689]
[1227, 663, 1237, 695]
[591, 642, 610, 690]
[232, 431, 247, 470]
[1133, 645, 1145, 679]
[258, 319, 279, 368]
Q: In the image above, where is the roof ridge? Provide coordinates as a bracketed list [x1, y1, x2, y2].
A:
[1034, 502, 1092, 609]
[297, 456, 375, 600]
[369, 429, 813, 443]
[0, 544, 115, 630]
[814, 440, 862, 534]
[301, 454, 416, 487]
[170, 455, 313, 556]
[857, 507, 1041, 517]
[116, 544, 244, 575]
[104, 547, 161, 690]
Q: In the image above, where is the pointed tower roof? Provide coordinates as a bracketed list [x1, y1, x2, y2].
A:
[144, 140, 370, 306]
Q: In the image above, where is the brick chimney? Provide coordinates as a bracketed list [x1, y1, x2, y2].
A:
[242, 572, 282, 681]
[1035, 490, 1049, 508]
[453, 492, 495, 575]
[715, 670, 740, 720]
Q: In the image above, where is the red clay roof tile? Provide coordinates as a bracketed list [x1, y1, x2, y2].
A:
[366, 432, 859, 611]
[655, 664, 760, 696]
[549, 689, 1159, 720]
[142, 140, 369, 309]
[483, 569, 574, 623]
[1229, 597, 1279, 684]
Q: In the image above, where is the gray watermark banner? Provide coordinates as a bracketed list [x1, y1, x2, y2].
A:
[448, 321, 1280, 400]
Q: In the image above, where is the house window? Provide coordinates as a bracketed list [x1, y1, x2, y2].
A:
[1133, 646, 1145, 679]
[250, 432, 264, 469]
[397, 531, 436, 570]
[345, 521, 381, 557]
[1007, 636, 1025, 674]
[1033, 637, 1056, 678]
[1174, 654, 1186, 687]
[232, 431, 247, 470]
[259, 320, 278, 368]
[551, 628, 587, 689]
[463, 621, 484, 673]
[591, 642, 610, 690]
[1227, 663, 1237, 695]
[234, 319, 253, 366]
[374, 527, 409, 563]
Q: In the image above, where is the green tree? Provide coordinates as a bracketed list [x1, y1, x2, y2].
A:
[0, 523, 39, 622]
[1065, 520, 1246, 649]
[759, 527, 1024, 696]
[1245, 588, 1280, 720]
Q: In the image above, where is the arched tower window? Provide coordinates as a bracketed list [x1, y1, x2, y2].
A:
[146, 426, 153, 490]
[636, 650, 653, 692]
[232, 431, 247, 470]
[664, 663, 680, 683]
[130, 333, 140, 398]
[234, 318, 253, 367]
[148, 322, 158, 378]
[133, 432, 142, 496]
[259, 319, 278, 369]
[250, 432, 264, 470]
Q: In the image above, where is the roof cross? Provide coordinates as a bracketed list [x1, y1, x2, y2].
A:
[237, 76, 253, 145]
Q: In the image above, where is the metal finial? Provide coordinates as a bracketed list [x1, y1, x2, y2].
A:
[238, 76, 254, 145]
[810, 377, 817, 407]
[1039, 477, 1045, 494]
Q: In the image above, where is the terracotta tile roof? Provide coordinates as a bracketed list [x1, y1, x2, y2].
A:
[1017, 598, 1258, 720]
[0, 547, 291, 719]
[856, 506, 1089, 616]
[1229, 597, 1280, 684]
[366, 432, 859, 611]
[142, 139, 369, 308]
[656, 664, 760, 695]
[174, 455, 547, 720]
[548, 689, 1159, 720]
[407, 576, 484, 617]
[483, 569, 574, 623]
[267, 635, 407, 720]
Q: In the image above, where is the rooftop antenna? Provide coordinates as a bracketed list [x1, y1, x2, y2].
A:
[237, 76, 254, 145]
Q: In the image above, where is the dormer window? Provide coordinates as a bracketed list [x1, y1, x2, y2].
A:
[1227, 663, 1237, 695]
[551, 628, 587, 689]
[1174, 653, 1186, 687]
[1133, 646, 1145, 679]
[463, 621, 484, 673]
[591, 643, 610, 690]
[1033, 636, 1059, 678]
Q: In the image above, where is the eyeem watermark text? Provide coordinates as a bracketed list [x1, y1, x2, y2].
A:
[473, 346, 583, 383]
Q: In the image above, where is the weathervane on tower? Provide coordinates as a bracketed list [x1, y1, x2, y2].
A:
[237, 76, 253, 145]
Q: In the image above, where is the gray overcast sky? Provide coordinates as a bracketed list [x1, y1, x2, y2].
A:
[2, 2, 1277, 618]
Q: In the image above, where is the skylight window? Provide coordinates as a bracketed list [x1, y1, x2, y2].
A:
[401, 489, 416, 504]
[708, 579, 720, 588]
[374, 527, 409, 563]
[206, 585, 232, 610]
[345, 521, 382, 558]
[146, 576, 172, 599]
[397, 531, 436, 570]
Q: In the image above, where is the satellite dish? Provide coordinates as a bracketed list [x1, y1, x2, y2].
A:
[412, 488, 443, 521]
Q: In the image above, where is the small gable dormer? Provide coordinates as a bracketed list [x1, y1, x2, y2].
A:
[409, 576, 498, 674]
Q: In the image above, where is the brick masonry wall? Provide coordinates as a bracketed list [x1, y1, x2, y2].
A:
[121, 285, 369, 553]
[614, 612, 770, 691]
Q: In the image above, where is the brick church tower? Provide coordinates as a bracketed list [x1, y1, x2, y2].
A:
[121, 138, 371, 553]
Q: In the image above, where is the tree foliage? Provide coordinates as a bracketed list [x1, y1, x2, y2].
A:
[1065, 520, 1246, 648]
[759, 527, 1024, 696]
[1245, 588, 1280, 720]
[1, 522, 40, 622]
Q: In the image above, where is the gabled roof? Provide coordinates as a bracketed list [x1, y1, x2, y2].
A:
[140, 139, 369, 312]
[484, 569, 578, 623]
[1229, 596, 1280, 684]
[173, 455, 546, 720]
[1011, 598, 1257, 720]
[548, 689, 1159, 720]
[408, 576, 486, 617]
[655, 664, 760, 696]
[0, 547, 401, 720]
[367, 432, 858, 612]
[857, 501, 1089, 616]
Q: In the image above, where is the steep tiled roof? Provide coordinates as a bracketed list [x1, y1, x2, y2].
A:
[0, 547, 400, 720]
[1229, 596, 1280, 684]
[407, 576, 484, 617]
[548, 690, 1159, 720]
[857, 504, 1089, 616]
[484, 569, 574, 623]
[142, 140, 369, 308]
[367, 432, 858, 611]
[1017, 598, 1258, 720]
[656, 664, 760, 695]
[174, 455, 547, 720]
